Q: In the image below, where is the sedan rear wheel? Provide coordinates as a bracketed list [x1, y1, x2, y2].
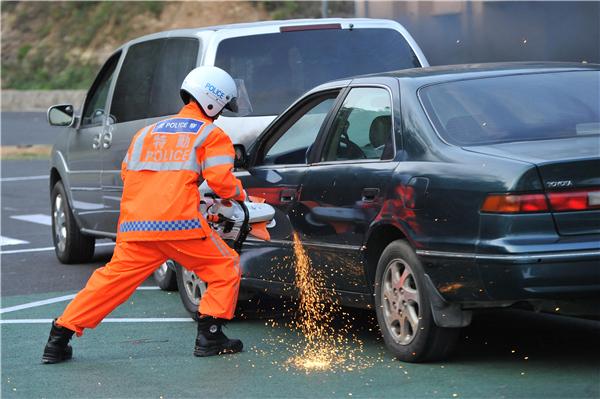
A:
[381, 258, 420, 346]
[374, 240, 460, 362]
[175, 263, 206, 321]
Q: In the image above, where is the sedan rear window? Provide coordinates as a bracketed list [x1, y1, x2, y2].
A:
[215, 28, 420, 117]
[420, 70, 600, 146]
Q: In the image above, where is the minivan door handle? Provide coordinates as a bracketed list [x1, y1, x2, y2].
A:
[92, 133, 102, 150]
[362, 187, 380, 202]
[102, 131, 113, 149]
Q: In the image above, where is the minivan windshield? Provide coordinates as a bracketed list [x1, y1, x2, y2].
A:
[419, 70, 600, 146]
[215, 28, 420, 116]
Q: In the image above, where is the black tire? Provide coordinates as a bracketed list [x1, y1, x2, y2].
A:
[153, 259, 178, 291]
[374, 240, 460, 362]
[51, 181, 95, 264]
[175, 262, 205, 321]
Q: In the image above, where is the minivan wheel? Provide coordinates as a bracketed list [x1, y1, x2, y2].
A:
[51, 181, 95, 264]
[374, 240, 460, 362]
[153, 260, 178, 291]
[175, 262, 206, 321]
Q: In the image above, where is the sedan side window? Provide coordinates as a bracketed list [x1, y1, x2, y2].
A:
[81, 52, 120, 127]
[322, 87, 394, 162]
[261, 95, 337, 165]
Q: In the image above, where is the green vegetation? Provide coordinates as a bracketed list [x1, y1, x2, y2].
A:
[2, 1, 166, 89]
[2, 1, 353, 90]
[17, 44, 31, 61]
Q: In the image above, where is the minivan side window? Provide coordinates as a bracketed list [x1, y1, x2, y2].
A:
[215, 28, 419, 117]
[111, 38, 199, 123]
[81, 52, 120, 127]
[148, 38, 199, 118]
[321, 87, 394, 162]
[261, 94, 337, 166]
[111, 39, 163, 124]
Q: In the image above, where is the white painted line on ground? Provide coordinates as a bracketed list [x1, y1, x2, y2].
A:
[0, 175, 49, 182]
[0, 235, 30, 246]
[0, 286, 161, 314]
[0, 294, 76, 314]
[0, 242, 115, 255]
[0, 318, 193, 324]
[10, 213, 52, 226]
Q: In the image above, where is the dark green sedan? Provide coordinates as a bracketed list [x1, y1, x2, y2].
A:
[231, 62, 600, 362]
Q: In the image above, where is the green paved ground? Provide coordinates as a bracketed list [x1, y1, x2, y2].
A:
[2, 289, 599, 398]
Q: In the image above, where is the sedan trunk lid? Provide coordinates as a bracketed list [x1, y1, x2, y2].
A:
[465, 136, 600, 235]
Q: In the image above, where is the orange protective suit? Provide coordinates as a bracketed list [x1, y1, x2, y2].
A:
[57, 102, 245, 336]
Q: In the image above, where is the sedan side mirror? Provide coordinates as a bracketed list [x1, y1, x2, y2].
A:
[48, 104, 75, 127]
[233, 144, 248, 169]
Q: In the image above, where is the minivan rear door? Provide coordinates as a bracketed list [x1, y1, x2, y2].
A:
[100, 37, 200, 234]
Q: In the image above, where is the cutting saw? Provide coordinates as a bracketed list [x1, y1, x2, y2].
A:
[198, 181, 276, 253]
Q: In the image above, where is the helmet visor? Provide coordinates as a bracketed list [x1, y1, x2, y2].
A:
[225, 79, 253, 117]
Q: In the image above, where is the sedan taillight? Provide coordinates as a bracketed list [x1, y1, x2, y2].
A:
[482, 188, 600, 213]
[547, 189, 600, 212]
[481, 193, 549, 213]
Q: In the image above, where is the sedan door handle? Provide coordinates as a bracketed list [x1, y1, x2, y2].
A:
[280, 188, 297, 203]
[362, 187, 380, 202]
[102, 131, 113, 149]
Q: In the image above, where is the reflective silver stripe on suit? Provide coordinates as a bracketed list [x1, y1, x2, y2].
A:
[129, 125, 153, 165]
[210, 234, 229, 257]
[127, 122, 217, 173]
[201, 155, 234, 171]
[190, 123, 216, 173]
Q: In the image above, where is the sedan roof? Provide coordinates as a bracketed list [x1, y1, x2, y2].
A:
[332, 62, 600, 88]
[304, 62, 599, 94]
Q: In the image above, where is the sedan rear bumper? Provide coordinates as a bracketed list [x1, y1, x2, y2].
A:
[416, 248, 600, 305]
[416, 248, 600, 263]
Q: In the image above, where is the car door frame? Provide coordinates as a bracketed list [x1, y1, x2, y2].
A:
[238, 83, 349, 291]
[294, 77, 403, 296]
[65, 50, 123, 234]
[98, 36, 203, 237]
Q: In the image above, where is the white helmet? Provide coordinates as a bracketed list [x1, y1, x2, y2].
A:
[180, 66, 238, 118]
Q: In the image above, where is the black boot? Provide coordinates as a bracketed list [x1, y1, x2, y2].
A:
[194, 316, 243, 357]
[42, 320, 75, 364]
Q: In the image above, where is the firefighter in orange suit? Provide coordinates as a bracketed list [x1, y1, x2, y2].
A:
[42, 66, 249, 363]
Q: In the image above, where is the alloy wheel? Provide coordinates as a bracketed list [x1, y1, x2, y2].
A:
[381, 258, 421, 345]
[53, 194, 67, 252]
[181, 269, 206, 306]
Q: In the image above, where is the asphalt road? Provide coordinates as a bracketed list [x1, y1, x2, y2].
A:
[1, 116, 599, 398]
[1, 112, 60, 146]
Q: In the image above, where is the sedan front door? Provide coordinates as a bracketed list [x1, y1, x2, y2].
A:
[240, 90, 342, 286]
[296, 85, 399, 292]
